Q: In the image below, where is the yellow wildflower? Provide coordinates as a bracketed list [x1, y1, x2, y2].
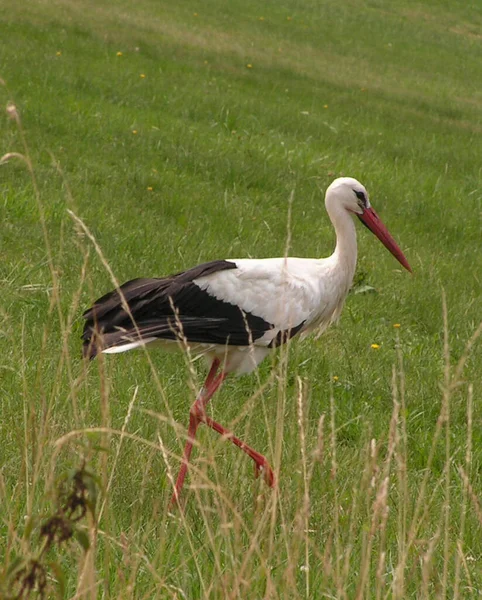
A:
[140, 73, 146, 78]
[393, 323, 401, 328]
[132, 130, 138, 134]
[371, 343, 380, 350]
[116, 51, 123, 57]
[333, 376, 339, 382]
[56, 51, 62, 56]
[147, 186, 153, 191]
[246, 64, 253, 68]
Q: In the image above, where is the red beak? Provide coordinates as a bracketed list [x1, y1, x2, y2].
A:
[358, 207, 412, 273]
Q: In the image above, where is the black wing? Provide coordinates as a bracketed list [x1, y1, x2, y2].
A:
[82, 260, 274, 359]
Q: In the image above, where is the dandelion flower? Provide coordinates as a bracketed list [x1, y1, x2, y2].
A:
[140, 73, 146, 78]
[132, 130, 138, 135]
[246, 64, 253, 69]
[193, 12, 198, 16]
[56, 51, 62, 56]
[259, 16, 265, 21]
[116, 51, 123, 57]
[147, 186, 153, 191]
[323, 104, 328, 108]
[393, 323, 401, 328]
[333, 376, 339, 382]
[371, 343, 380, 350]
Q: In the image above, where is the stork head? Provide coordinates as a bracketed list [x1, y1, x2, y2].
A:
[325, 177, 412, 273]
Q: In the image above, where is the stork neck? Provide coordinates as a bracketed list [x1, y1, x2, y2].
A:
[330, 206, 358, 283]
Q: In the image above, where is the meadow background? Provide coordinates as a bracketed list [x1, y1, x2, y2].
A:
[1, 0, 481, 597]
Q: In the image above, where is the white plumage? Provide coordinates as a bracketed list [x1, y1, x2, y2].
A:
[191, 256, 347, 373]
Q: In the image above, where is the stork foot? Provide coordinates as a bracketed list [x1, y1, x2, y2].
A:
[254, 457, 276, 488]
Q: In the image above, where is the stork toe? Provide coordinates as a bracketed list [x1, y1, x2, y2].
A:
[254, 458, 276, 487]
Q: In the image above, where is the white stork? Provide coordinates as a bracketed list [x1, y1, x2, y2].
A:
[82, 177, 411, 504]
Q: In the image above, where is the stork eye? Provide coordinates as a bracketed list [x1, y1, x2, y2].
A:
[354, 190, 367, 207]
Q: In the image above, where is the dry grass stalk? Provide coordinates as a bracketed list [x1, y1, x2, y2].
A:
[453, 383, 473, 599]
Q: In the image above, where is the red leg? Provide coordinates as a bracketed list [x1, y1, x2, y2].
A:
[203, 415, 275, 487]
[203, 357, 221, 391]
[169, 358, 275, 507]
[170, 360, 223, 506]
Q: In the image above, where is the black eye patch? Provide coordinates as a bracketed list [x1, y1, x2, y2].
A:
[354, 190, 367, 207]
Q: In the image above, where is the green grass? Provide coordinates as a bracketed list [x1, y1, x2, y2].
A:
[1, 0, 481, 597]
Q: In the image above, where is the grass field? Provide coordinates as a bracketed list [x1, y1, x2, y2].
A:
[1, 0, 482, 597]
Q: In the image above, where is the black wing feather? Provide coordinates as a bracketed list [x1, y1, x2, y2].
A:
[82, 260, 274, 359]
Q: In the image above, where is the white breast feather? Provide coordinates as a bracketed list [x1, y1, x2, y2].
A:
[194, 257, 339, 333]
